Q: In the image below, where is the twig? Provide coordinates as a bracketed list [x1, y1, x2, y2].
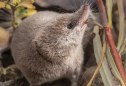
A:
[11, 6, 16, 29]
[96, 0, 126, 85]
[87, 42, 106, 86]
[10, 4, 17, 30]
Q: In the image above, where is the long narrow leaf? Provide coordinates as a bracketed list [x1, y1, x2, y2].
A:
[93, 26, 116, 86]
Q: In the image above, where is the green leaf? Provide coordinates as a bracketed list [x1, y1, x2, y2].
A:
[93, 26, 116, 86]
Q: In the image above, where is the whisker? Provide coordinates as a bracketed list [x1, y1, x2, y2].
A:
[88, 0, 98, 11]
[91, 9, 96, 13]
[90, 3, 96, 9]
[89, 0, 95, 6]
[85, 0, 89, 4]
[82, 0, 86, 5]
[82, 0, 98, 12]
[91, 5, 97, 10]
[88, 0, 93, 5]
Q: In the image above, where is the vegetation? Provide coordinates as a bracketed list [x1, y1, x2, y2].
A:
[0, 0, 126, 86]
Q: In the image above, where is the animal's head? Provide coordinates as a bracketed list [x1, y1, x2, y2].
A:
[42, 4, 90, 45]
[34, 3, 92, 60]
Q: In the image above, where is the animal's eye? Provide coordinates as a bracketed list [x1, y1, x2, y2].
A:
[67, 23, 75, 29]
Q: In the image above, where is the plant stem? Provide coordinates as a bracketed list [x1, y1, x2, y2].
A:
[11, 5, 16, 30]
[96, 0, 126, 85]
[87, 42, 106, 86]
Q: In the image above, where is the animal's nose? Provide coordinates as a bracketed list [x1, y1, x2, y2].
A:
[78, 4, 90, 28]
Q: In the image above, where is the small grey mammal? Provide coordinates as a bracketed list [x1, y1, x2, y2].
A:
[11, 3, 91, 86]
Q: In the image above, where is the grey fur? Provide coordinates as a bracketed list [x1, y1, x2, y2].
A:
[11, 5, 90, 86]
